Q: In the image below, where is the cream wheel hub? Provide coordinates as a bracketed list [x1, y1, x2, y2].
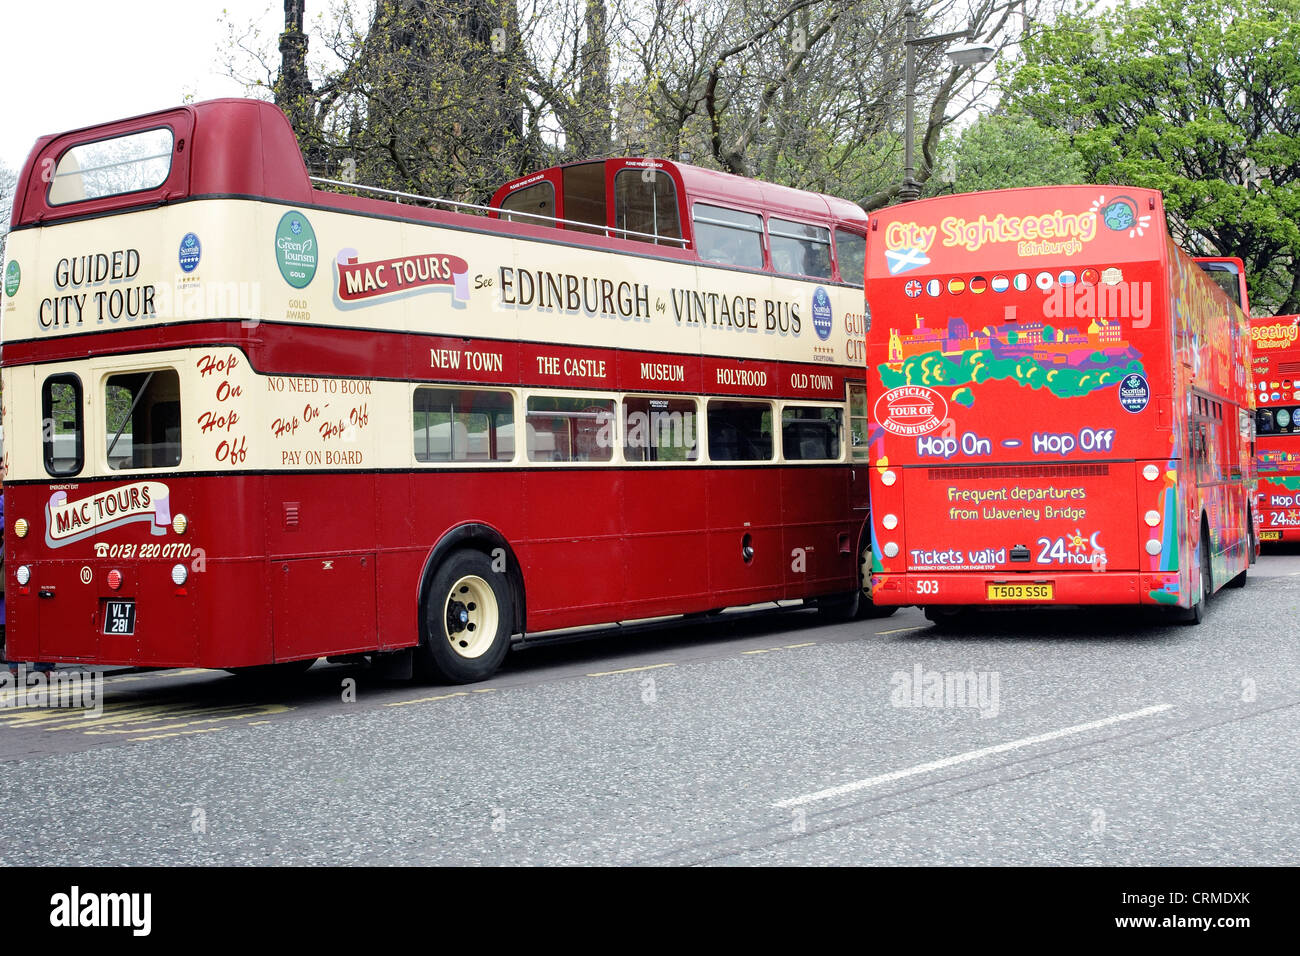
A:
[443, 575, 498, 659]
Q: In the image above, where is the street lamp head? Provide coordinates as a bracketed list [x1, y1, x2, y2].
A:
[946, 43, 996, 68]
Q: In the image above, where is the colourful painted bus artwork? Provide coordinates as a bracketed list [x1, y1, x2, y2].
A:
[863, 186, 1255, 623]
[1250, 314, 1300, 543]
[0, 99, 886, 684]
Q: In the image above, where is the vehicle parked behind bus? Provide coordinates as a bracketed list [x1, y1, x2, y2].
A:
[1250, 314, 1300, 543]
[863, 186, 1255, 624]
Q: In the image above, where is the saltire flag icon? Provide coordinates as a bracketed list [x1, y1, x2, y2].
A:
[886, 246, 931, 275]
[904, 279, 923, 298]
[991, 274, 1010, 293]
[925, 278, 942, 297]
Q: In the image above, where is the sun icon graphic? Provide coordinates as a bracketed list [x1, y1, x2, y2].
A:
[1067, 528, 1089, 552]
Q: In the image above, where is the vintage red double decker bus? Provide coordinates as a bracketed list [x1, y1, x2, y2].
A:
[0, 99, 886, 683]
[863, 186, 1255, 623]
[1250, 314, 1300, 543]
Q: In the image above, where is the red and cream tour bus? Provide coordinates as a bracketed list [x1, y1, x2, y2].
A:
[1250, 314, 1300, 542]
[0, 98, 886, 683]
[862, 186, 1255, 624]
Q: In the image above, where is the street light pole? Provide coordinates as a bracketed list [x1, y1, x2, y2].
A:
[898, 6, 993, 203]
[902, 8, 918, 202]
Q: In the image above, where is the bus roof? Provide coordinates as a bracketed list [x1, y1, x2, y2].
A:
[492, 158, 867, 229]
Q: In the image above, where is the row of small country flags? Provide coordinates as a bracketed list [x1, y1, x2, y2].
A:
[902, 268, 1108, 298]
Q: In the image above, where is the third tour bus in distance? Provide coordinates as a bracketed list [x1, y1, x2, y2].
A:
[0, 99, 881, 685]
[863, 185, 1255, 623]
[1250, 314, 1300, 542]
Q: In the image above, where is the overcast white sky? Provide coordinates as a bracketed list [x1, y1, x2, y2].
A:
[0, 1, 285, 172]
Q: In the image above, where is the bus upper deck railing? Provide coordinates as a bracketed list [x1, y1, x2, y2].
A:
[309, 177, 691, 247]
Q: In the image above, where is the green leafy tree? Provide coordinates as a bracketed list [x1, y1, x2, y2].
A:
[1010, 0, 1300, 314]
[926, 111, 1086, 196]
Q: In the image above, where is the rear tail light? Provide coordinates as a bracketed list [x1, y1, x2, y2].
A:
[13, 519, 28, 538]
[107, 569, 123, 590]
[15, 565, 30, 586]
[171, 564, 188, 586]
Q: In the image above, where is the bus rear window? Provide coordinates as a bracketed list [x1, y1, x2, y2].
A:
[42, 374, 83, 477]
[500, 181, 556, 228]
[614, 169, 682, 245]
[48, 128, 174, 206]
[106, 370, 181, 470]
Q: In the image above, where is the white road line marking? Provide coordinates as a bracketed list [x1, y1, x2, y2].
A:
[879, 626, 926, 636]
[773, 703, 1174, 809]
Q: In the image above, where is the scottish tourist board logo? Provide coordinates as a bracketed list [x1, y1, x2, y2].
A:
[4, 260, 19, 297]
[812, 286, 833, 341]
[275, 212, 318, 289]
[178, 233, 202, 273]
[1119, 373, 1149, 413]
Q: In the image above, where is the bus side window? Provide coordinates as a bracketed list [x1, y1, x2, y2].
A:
[623, 396, 697, 462]
[42, 374, 84, 477]
[769, 218, 833, 280]
[707, 400, 773, 461]
[105, 370, 182, 470]
[848, 384, 870, 462]
[414, 387, 515, 462]
[526, 396, 616, 463]
[693, 204, 764, 269]
[781, 406, 842, 461]
[835, 229, 866, 287]
[613, 169, 682, 245]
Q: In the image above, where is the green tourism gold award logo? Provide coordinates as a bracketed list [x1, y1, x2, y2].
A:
[4, 259, 20, 297]
[275, 212, 318, 289]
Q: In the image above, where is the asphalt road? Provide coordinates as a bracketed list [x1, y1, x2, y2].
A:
[2, 549, 1298, 866]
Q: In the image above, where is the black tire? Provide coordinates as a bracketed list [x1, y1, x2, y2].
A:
[1176, 525, 1212, 624]
[821, 545, 897, 620]
[225, 657, 317, 681]
[857, 543, 897, 619]
[1227, 512, 1248, 587]
[417, 549, 514, 683]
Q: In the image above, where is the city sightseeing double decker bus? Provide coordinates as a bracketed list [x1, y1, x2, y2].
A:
[1250, 314, 1300, 542]
[863, 185, 1255, 623]
[0, 99, 885, 683]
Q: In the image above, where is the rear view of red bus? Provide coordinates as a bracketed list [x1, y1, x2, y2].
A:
[863, 186, 1254, 623]
[1251, 314, 1300, 543]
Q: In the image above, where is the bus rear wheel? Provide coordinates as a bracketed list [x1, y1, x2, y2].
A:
[818, 546, 896, 620]
[417, 549, 514, 683]
[1175, 528, 1212, 625]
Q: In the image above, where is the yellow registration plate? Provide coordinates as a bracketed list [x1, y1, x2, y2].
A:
[1260, 531, 1281, 541]
[986, 582, 1054, 602]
